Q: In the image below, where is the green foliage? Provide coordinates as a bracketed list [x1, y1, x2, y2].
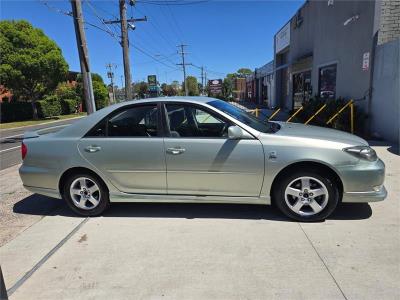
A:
[292, 97, 365, 135]
[92, 80, 108, 109]
[186, 76, 199, 96]
[61, 99, 77, 115]
[36, 95, 62, 118]
[237, 68, 252, 77]
[0, 102, 33, 123]
[55, 82, 79, 101]
[0, 20, 69, 118]
[134, 81, 148, 99]
[161, 83, 179, 96]
[221, 78, 233, 100]
[76, 73, 108, 109]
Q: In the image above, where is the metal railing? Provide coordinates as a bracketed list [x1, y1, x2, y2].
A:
[247, 99, 355, 133]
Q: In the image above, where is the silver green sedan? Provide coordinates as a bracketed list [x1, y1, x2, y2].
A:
[19, 97, 387, 221]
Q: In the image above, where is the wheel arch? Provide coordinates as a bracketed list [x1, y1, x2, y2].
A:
[58, 167, 109, 195]
[269, 161, 343, 203]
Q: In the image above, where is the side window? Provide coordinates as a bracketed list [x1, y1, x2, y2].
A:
[85, 105, 158, 137]
[166, 104, 230, 138]
[108, 105, 158, 137]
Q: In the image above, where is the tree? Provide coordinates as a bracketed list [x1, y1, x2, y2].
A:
[221, 78, 233, 100]
[134, 81, 148, 99]
[0, 20, 69, 119]
[161, 83, 179, 96]
[237, 68, 252, 77]
[76, 73, 108, 109]
[55, 82, 79, 101]
[185, 76, 199, 96]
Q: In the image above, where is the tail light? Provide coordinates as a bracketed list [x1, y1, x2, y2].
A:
[21, 142, 27, 160]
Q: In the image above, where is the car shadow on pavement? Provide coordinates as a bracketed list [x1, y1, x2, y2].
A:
[13, 194, 372, 222]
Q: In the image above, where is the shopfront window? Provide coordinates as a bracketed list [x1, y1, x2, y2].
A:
[293, 70, 312, 108]
[318, 64, 337, 99]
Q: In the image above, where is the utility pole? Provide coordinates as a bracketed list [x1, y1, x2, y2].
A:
[200, 66, 204, 95]
[104, 0, 147, 100]
[70, 0, 96, 114]
[177, 44, 190, 96]
[106, 63, 116, 104]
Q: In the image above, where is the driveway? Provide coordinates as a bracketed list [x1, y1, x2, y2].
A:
[0, 143, 399, 299]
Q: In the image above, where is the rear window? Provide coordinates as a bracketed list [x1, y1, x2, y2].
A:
[85, 104, 158, 137]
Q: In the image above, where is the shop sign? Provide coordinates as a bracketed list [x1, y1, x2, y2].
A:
[275, 22, 290, 53]
[362, 52, 370, 71]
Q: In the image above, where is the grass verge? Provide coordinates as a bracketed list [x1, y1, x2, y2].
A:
[0, 113, 86, 130]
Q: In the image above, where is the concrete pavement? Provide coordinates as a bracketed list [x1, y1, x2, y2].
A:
[0, 143, 399, 299]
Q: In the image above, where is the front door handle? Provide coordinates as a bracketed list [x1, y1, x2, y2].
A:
[166, 147, 186, 155]
[85, 145, 101, 153]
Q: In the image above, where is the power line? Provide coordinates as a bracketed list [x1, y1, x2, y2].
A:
[137, 0, 210, 6]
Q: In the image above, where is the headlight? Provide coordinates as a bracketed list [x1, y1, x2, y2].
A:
[343, 146, 377, 161]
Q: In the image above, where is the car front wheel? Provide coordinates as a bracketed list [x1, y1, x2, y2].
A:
[62, 173, 109, 217]
[273, 170, 339, 222]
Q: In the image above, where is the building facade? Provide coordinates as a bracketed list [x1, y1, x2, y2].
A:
[245, 61, 274, 106]
[271, 0, 399, 143]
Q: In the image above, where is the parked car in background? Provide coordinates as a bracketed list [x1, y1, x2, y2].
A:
[19, 97, 386, 221]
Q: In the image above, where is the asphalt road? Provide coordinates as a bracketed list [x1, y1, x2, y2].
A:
[0, 117, 84, 170]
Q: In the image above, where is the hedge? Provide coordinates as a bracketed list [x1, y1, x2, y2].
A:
[61, 99, 77, 115]
[0, 102, 33, 123]
[36, 95, 62, 118]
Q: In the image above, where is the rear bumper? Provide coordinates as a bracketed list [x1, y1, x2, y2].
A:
[342, 185, 387, 203]
[23, 185, 61, 199]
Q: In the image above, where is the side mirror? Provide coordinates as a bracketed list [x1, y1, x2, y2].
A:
[228, 125, 244, 139]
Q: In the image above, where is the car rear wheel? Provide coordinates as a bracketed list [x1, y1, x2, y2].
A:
[273, 170, 339, 222]
[62, 173, 109, 216]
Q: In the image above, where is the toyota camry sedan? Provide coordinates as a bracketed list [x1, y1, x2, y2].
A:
[19, 97, 387, 221]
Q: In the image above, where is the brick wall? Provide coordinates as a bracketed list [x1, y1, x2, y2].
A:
[378, 0, 400, 45]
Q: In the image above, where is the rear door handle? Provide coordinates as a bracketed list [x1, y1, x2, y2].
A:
[166, 147, 186, 155]
[85, 145, 101, 153]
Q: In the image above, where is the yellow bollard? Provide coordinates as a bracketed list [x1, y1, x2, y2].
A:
[304, 104, 327, 125]
[268, 108, 281, 121]
[326, 100, 353, 125]
[286, 106, 304, 122]
[255, 108, 259, 117]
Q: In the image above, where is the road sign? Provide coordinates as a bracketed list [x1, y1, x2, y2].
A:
[148, 75, 157, 86]
[208, 79, 222, 96]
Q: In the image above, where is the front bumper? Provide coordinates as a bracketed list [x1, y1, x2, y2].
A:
[342, 185, 387, 203]
[338, 158, 387, 203]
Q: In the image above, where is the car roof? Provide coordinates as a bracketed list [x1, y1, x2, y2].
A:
[54, 96, 219, 138]
[117, 96, 214, 106]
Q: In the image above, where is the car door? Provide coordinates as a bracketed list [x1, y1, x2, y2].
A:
[163, 102, 264, 197]
[78, 103, 167, 194]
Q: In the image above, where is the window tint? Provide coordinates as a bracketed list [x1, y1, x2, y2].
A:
[166, 104, 229, 138]
[86, 105, 158, 137]
[108, 105, 158, 137]
[86, 119, 107, 137]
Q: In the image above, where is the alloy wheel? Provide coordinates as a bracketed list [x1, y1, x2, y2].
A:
[69, 177, 101, 210]
[284, 176, 329, 216]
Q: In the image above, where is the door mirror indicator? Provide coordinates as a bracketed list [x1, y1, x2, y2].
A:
[228, 126, 244, 139]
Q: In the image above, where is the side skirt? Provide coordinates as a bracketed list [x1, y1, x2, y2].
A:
[110, 192, 271, 205]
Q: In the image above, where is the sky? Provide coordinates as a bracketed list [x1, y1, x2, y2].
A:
[1, 0, 303, 87]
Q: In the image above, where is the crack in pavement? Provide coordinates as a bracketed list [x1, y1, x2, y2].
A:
[298, 223, 348, 300]
[6, 217, 90, 297]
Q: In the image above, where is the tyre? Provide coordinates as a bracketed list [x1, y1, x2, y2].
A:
[62, 173, 110, 217]
[273, 170, 339, 222]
